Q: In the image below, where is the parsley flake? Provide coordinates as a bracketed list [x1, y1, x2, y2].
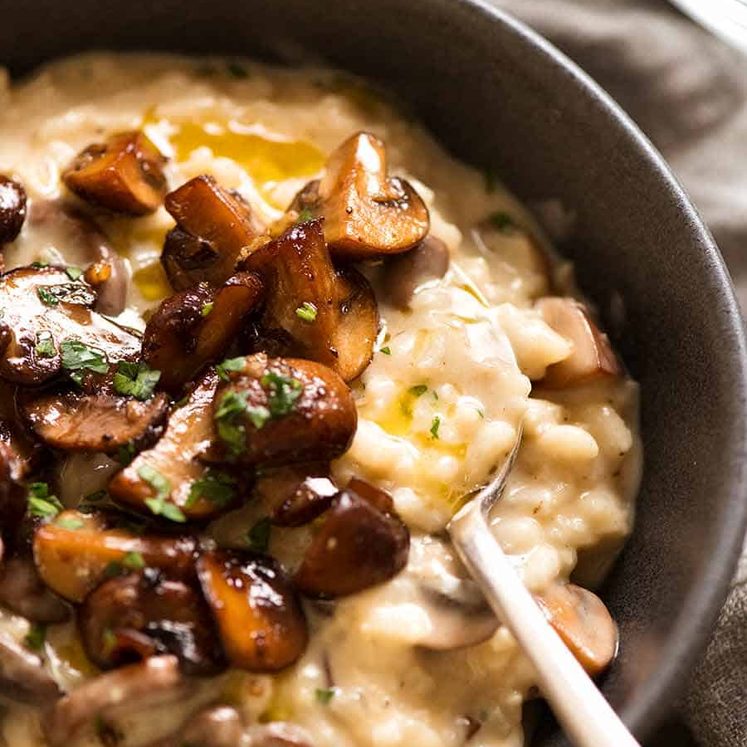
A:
[138, 465, 185, 523]
[113, 361, 161, 400]
[186, 470, 237, 508]
[37, 287, 59, 306]
[216, 356, 246, 381]
[409, 384, 428, 398]
[24, 623, 47, 651]
[295, 208, 314, 224]
[60, 339, 109, 380]
[56, 517, 83, 530]
[116, 442, 137, 466]
[380, 346, 391, 356]
[122, 551, 145, 570]
[261, 370, 303, 418]
[65, 266, 84, 281]
[200, 301, 214, 317]
[430, 415, 441, 439]
[315, 687, 337, 705]
[37, 283, 95, 307]
[27, 483, 63, 519]
[295, 301, 318, 323]
[35, 332, 56, 359]
[246, 517, 272, 553]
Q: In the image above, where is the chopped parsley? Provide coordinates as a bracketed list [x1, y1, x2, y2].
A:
[295, 301, 318, 323]
[216, 356, 246, 381]
[214, 391, 252, 456]
[37, 287, 59, 306]
[261, 370, 303, 418]
[83, 489, 107, 503]
[65, 266, 83, 281]
[24, 623, 47, 651]
[27, 483, 63, 519]
[30, 261, 49, 269]
[408, 384, 428, 398]
[380, 346, 391, 356]
[430, 415, 441, 439]
[186, 470, 237, 509]
[295, 208, 314, 224]
[246, 517, 272, 553]
[315, 687, 337, 705]
[116, 442, 137, 466]
[488, 211, 516, 233]
[122, 551, 145, 570]
[113, 361, 161, 400]
[60, 339, 109, 383]
[35, 332, 56, 359]
[138, 465, 185, 523]
[36, 283, 95, 307]
[200, 301, 214, 317]
[55, 516, 83, 530]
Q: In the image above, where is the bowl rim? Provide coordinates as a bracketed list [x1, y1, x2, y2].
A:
[459, 0, 747, 736]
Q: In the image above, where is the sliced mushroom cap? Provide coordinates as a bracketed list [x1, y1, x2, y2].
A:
[0, 629, 61, 705]
[379, 235, 450, 310]
[43, 655, 191, 747]
[63, 131, 167, 215]
[197, 549, 308, 672]
[143, 272, 264, 393]
[240, 219, 378, 382]
[0, 556, 69, 623]
[293, 479, 409, 598]
[535, 298, 621, 388]
[162, 175, 264, 290]
[177, 705, 244, 747]
[293, 132, 429, 259]
[208, 354, 357, 467]
[0, 266, 140, 385]
[0, 175, 27, 245]
[535, 583, 618, 677]
[109, 372, 244, 522]
[28, 199, 130, 315]
[79, 568, 224, 675]
[33, 509, 197, 602]
[22, 391, 169, 454]
[254, 462, 337, 527]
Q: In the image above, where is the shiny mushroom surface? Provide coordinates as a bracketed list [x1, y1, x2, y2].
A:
[0, 630, 61, 706]
[0, 175, 27, 245]
[0, 557, 69, 623]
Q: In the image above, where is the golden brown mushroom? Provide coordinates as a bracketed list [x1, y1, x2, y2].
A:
[109, 372, 244, 522]
[22, 391, 169, 454]
[0, 175, 27, 245]
[63, 131, 167, 215]
[535, 297, 621, 388]
[291, 132, 429, 259]
[241, 220, 378, 382]
[535, 583, 619, 677]
[143, 272, 264, 393]
[293, 479, 409, 598]
[161, 175, 264, 290]
[79, 568, 224, 675]
[207, 354, 357, 467]
[0, 630, 61, 706]
[0, 557, 69, 623]
[33, 510, 197, 602]
[196, 549, 308, 672]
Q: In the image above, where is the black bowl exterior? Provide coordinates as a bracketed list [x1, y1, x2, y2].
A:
[2, 0, 747, 744]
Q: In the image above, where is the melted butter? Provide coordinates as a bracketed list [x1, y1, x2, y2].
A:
[133, 260, 172, 300]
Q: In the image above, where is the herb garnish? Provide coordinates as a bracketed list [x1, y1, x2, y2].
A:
[138, 465, 185, 523]
[65, 266, 83, 281]
[216, 356, 246, 381]
[295, 208, 314, 224]
[409, 384, 428, 398]
[60, 339, 109, 384]
[56, 516, 84, 530]
[380, 346, 391, 356]
[295, 301, 318, 323]
[113, 361, 161, 400]
[246, 517, 272, 553]
[200, 301, 214, 317]
[24, 623, 47, 651]
[35, 332, 56, 359]
[116, 442, 137, 466]
[261, 370, 303, 417]
[315, 687, 337, 705]
[122, 551, 145, 570]
[186, 470, 237, 509]
[430, 415, 441, 439]
[27, 483, 63, 519]
[37, 287, 59, 306]
[214, 390, 267, 456]
[37, 283, 95, 307]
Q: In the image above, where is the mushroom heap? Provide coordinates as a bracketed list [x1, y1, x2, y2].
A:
[0, 129, 622, 747]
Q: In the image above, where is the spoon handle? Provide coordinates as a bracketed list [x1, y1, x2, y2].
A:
[449, 505, 640, 747]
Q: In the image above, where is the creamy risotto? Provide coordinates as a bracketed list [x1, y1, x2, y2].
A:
[0, 54, 641, 747]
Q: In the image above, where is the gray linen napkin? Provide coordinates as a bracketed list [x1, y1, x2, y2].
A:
[494, 1, 747, 744]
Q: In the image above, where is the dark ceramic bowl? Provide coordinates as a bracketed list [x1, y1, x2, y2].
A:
[3, 0, 747, 744]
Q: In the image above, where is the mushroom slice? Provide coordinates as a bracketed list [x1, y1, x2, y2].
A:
[143, 272, 264, 393]
[0, 629, 60, 705]
[22, 391, 169, 454]
[162, 175, 264, 290]
[0, 175, 27, 245]
[177, 705, 244, 747]
[535, 297, 621, 388]
[197, 549, 308, 672]
[207, 354, 356, 467]
[292, 132, 429, 259]
[79, 569, 224, 675]
[28, 199, 130, 316]
[33, 509, 197, 602]
[240, 220, 378, 381]
[0, 266, 140, 385]
[535, 583, 619, 676]
[0, 557, 69, 623]
[43, 655, 191, 747]
[62, 131, 167, 215]
[255, 462, 337, 527]
[109, 372, 243, 522]
[293, 479, 409, 598]
[379, 235, 450, 310]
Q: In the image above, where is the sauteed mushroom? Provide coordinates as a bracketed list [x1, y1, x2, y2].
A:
[244, 723, 315, 747]
[109, 372, 243, 522]
[197, 549, 308, 672]
[535, 298, 621, 388]
[535, 583, 618, 676]
[63, 130, 167, 215]
[0, 557, 69, 623]
[291, 132, 429, 259]
[0, 266, 140, 385]
[0, 630, 60, 705]
[0, 175, 27, 245]
[162, 175, 264, 290]
[240, 220, 378, 382]
[33, 510, 197, 602]
[79, 568, 224, 675]
[22, 391, 169, 454]
[294, 479, 409, 598]
[207, 354, 356, 467]
[143, 272, 264, 393]
[176, 705, 244, 747]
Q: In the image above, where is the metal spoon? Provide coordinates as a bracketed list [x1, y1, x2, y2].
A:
[448, 429, 640, 747]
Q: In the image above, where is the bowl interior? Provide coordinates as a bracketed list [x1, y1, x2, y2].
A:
[2, 0, 747, 743]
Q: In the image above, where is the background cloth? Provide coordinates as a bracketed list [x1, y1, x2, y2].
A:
[494, 1, 747, 745]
